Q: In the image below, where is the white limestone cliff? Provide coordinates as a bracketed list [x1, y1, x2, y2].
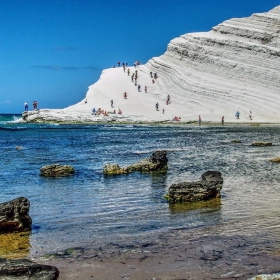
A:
[23, 6, 280, 123]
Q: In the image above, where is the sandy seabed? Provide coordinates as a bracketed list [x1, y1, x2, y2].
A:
[40, 224, 280, 280]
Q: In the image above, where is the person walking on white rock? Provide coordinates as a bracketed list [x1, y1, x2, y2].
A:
[249, 111, 252, 120]
[155, 102, 159, 111]
[166, 95, 170, 105]
[235, 111, 240, 119]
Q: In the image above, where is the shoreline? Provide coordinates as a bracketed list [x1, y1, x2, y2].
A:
[14, 112, 280, 126]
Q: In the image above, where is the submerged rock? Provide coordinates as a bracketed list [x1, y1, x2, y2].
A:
[252, 142, 272, 146]
[103, 150, 168, 175]
[0, 258, 59, 280]
[40, 164, 75, 177]
[0, 197, 32, 233]
[231, 140, 241, 143]
[166, 171, 223, 203]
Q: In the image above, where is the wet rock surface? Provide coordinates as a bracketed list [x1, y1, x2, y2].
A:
[166, 171, 223, 203]
[0, 197, 32, 233]
[46, 229, 280, 280]
[0, 258, 59, 280]
[103, 151, 168, 175]
[40, 164, 75, 177]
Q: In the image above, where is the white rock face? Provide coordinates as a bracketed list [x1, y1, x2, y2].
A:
[23, 6, 280, 123]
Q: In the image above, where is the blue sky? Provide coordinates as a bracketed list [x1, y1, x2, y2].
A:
[1, 0, 279, 113]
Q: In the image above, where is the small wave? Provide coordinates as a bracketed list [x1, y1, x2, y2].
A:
[0, 126, 28, 131]
[133, 150, 152, 154]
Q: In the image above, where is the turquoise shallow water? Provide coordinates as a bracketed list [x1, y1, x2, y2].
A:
[0, 114, 279, 258]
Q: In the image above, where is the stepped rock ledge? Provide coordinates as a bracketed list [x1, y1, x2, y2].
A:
[22, 6, 280, 123]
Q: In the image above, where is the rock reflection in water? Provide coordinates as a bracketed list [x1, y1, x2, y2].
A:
[0, 231, 31, 259]
[168, 198, 222, 214]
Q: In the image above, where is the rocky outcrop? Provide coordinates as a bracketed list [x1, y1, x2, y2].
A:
[252, 142, 272, 146]
[128, 150, 168, 172]
[0, 258, 59, 280]
[21, 6, 280, 124]
[166, 171, 223, 203]
[103, 151, 168, 175]
[40, 164, 75, 177]
[0, 197, 32, 233]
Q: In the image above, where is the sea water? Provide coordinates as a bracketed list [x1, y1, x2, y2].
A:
[0, 114, 279, 258]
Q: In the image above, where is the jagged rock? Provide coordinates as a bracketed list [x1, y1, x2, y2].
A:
[0, 197, 32, 233]
[103, 151, 168, 175]
[40, 164, 75, 177]
[269, 157, 280, 162]
[252, 142, 272, 146]
[166, 171, 223, 203]
[128, 151, 168, 172]
[0, 258, 59, 280]
[103, 164, 130, 175]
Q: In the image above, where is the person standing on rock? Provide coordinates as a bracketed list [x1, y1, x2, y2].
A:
[24, 102, 28, 111]
[199, 115, 201, 125]
[221, 116, 224, 125]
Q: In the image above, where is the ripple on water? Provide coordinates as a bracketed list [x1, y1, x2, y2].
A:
[0, 125, 279, 258]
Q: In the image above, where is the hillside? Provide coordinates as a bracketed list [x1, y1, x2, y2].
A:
[23, 6, 280, 123]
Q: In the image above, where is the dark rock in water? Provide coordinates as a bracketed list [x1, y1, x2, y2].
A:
[103, 150, 168, 175]
[166, 171, 223, 203]
[231, 140, 241, 143]
[40, 164, 75, 177]
[252, 142, 272, 146]
[0, 197, 32, 233]
[0, 258, 59, 280]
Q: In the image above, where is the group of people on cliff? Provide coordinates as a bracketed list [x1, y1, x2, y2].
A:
[92, 107, 122, 116]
